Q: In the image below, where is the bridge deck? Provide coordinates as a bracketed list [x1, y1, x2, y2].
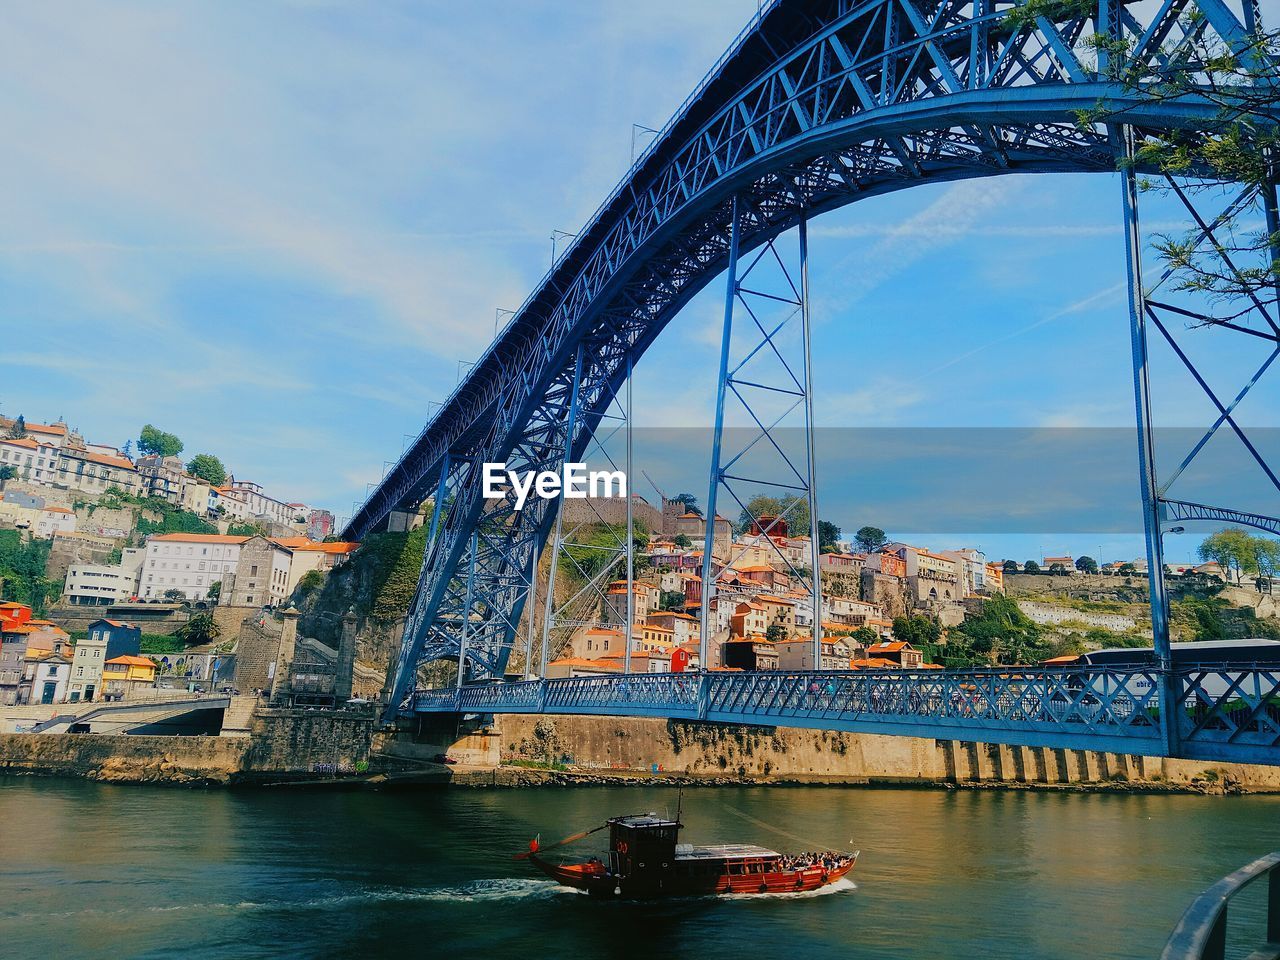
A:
[410, 667, 1280, 766]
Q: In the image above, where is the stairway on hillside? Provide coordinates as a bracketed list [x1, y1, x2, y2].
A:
[219, 695, 259, 738]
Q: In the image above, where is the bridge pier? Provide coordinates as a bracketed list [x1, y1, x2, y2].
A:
[386, 510, 418, 533]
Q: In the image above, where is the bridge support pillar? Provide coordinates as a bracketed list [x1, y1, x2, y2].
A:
[699, 196, 824, 671]
[386, 510, 418, 533]
[968, 742, 993, 781]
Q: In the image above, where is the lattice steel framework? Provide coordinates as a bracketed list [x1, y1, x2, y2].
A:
[538, 346, 636, 675]
[411, 665, 1280, 764]
[700, 201, 823, 670]
[360, 0, 1273, 719]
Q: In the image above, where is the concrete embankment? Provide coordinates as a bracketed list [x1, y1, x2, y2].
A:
[0, 708, 376, 786]
[5, 709, 1278, 793]
[478, 715, 1280, 794]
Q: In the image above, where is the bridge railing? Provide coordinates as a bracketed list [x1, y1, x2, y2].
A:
[1160, 851, 1280, 960]
[408, 666, 1280, 761]
[1177, 666, 1280, 761]
[700, 667, 1163, 731]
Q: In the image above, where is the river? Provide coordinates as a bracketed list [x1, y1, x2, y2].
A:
[0, 779, 1276, 959]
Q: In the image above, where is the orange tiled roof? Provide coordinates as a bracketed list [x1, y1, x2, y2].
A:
[0, 436, 40, 449]
[24, 421, 67, 436]
[42, 506, 73, 514]
[105, 654, 156, 667]
[149, 533, 250, 544]
[298, 541, 358, 554]
[754, 596, 795, 606]
[63, 447, 134, 470]
[548, 656, 622, 670]
[869, 640, 910, 652]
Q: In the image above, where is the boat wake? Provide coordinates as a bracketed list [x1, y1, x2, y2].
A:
[2, 877, 852, 924]
[0, 880, 582, 923]
[390, 878, 583, 903]
[720, 877, 856, 901]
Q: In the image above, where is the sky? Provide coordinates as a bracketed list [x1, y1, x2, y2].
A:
[1, 0, 1276, 565]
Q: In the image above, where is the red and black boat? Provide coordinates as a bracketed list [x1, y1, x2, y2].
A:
[520, 812, 857, 899]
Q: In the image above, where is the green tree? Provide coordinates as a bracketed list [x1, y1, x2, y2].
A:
[817, 520, 841, 552]
[1118, 562, 1137, 576]
[0, 465, 14, 486]
[952, 595, 1045, 666]
[891, 614, 942, 649]
[186, 453, 227, 485]
[849, 625, 878, 649]
[657, 590, 685, 611]
[228, 521, 269, 538]
[765, 623, 788, 643]
[0, 532, 57, 615]
[1002, 559, 1018, 572]
[1023, 560, 1041, 573]
[672, 533, 692, 548]
[1049, 562, 1068, 576]
[1079, 25, 1280, 316]
[7, 415, 26, 439]
[1075, 555, 1099, 574]
[138, 424, 184, 458]
[736, 495, 809, 537]
[163, 588, 188, 602]
[207, 580, 221, 602]
[1199, 529, 1259, 583]
[296, 569, 324, 595]
[176, 611, 220, 647]
[854, 526, 888, 553]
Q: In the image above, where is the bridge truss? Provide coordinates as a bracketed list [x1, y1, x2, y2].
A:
[347, 0, 1280, 763]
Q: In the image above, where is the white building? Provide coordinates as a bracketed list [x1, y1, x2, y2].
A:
[56, 446, 140, 496]
[20, 651, 71, 704]
[140, 533, 248, 601]
[938, 549, 989, 596]
[0, 436, 61, 485]
[35, 505, 76, 539]
[64, 549, 146, 606]
[216, 480, 305, 527]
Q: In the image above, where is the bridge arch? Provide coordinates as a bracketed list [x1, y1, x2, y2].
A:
[351, 0, 1269, 704]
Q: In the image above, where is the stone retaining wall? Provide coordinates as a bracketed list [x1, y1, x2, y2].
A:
[0, 708, 376, 785]
[495, 714, 1280, 792]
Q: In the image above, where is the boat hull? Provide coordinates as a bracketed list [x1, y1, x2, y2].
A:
[531, 855, 854, 900]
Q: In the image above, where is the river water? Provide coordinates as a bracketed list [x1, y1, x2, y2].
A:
[1, 779, 1277, 960]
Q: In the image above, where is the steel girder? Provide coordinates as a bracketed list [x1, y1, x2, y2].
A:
[369, 0, 1264, 709]
[413, 665, 1280, 764]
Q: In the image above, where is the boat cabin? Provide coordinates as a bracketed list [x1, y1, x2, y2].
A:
[608, 815, 680, 877]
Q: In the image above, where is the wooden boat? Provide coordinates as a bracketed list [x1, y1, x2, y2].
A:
[522, 812, 856, 899]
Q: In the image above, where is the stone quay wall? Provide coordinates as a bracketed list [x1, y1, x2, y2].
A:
[0, 708, 376, 785]
[495, 714, 1280, 793]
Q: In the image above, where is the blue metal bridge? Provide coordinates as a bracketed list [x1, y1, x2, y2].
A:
[344, 0, 1280, 765]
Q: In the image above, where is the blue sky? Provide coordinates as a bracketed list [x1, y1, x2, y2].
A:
[2, 1, 1276, 565]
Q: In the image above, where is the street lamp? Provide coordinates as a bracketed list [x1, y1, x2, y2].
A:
[631, 123, 658, 162]
[550, 230, 577, 268]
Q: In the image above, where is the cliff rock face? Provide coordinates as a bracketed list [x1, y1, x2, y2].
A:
[292, 529, 425, 689]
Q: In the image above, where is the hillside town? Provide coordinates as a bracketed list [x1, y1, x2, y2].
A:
[0, 409, 1257, 716]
